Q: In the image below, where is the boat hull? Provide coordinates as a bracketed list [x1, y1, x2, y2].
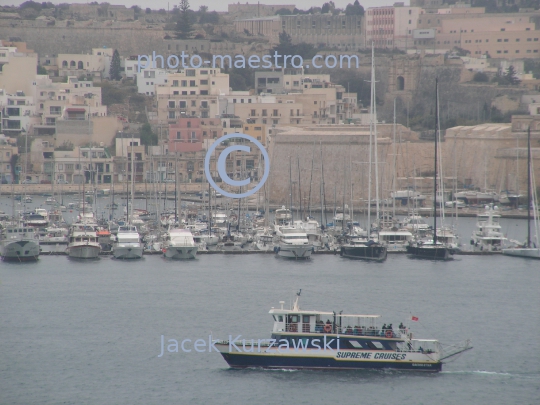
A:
[406, 245, 453, 260]
[217, 348, 441, 372]
[164, 246, 198, 259]
[340, 245, 387, 261]
[1, 240, 40, 262]
[276, 245, 312, 259]
[502, 248, 540, 259]
[113, 245, 144, 260]
[68, 244, 101, 259]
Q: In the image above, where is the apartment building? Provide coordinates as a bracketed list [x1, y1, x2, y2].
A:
[0, 46, 38, 95]
[137, 68, 171, 95]
[365, 4, 422, 49]
[57, 47, 114, 79]
[242, 123, 268, 145]
[168, 117, 225, 153]
[0, 142, 17, 184]
[156, 68, 229, 124]
[0, 89, 36, 137]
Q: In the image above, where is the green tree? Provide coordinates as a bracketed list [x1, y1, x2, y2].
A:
[504, 65, 520, 85]
[139, 123, 158, 146]
[37, 65, 47, 75]
[345, 0, 364, 15]
[109, 49, 121, 81]
[472, 71, 489, 82]
[270, 32, 316, 67]
[175, 0, 193, 39]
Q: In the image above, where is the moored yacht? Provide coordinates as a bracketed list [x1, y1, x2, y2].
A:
[0, 225, 40, 262]
[340, 234, 387, 261]
[163, 228, 198, 259]
[67, 213, 101, 259]
[276, 226, 312, 259]
[378, 228, 413, 252]
[113, 225, 143, 259]
[215, 292, 472, 371]
[273, 206, 292, 233]
[470, 204, 506, 252]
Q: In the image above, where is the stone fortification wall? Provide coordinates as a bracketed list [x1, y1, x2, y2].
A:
[266, 129, 540, 206]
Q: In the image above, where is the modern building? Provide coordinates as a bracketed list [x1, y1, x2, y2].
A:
[0, 45, 38, 95]
[57, 47, 114, 79]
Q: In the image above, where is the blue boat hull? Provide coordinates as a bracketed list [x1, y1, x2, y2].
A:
[220, 353, 442, 372]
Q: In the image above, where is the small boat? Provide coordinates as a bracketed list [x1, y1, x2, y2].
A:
[273, 206, 293, 233]
[24, 208, 49, 227]
[215, 292, 472, 371]
[23, 195, 32, 203]
[0, 225, 40, 262]
[163, 228, 198, 259]
[45, 197, 57, 205]
[38, 227, 68, 254]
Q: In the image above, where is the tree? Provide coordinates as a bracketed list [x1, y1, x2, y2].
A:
[109, 49, 121, 81]
[275, 8, 293, 15]
[270, 32, 316, 67]
[139, 123, 158, 146]
[37, 65, 47, 75]
[345, 0, 364, 16]
[472, 71, 489, 82]
[321, 1, 335, 14]
[175, 0, 193, 39]
[504, 65, 521, 85]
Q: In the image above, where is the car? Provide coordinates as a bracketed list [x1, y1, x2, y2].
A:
[56, 179, 69, 184]
[21, 179, 35, 184]
[40, 180, 52, 184]
[163, 179, 175, 183]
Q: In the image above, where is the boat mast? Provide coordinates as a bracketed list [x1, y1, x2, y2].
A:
[527, 126, 531, 248]
[308, 141, 315, 218]
[433, 79, 439, 245]
[392, 98, 397, 219]
[130, 132, 135, 224]
[289, 155, 293, 222]
[367, 43, 374, 236]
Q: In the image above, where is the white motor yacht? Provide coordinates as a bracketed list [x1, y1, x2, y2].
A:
[276, 227, 312, 259]
[163, 228, 198, 259]
[470, 204, 506, 252]
[113, 225, 144, 259]
[0, 225, 40, 261]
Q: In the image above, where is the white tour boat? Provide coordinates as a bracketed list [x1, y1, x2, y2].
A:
[0, 225, 40, 261]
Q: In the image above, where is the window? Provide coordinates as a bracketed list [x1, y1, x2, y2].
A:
[179, 101, 186, 108]
[181, 80, 187, 87]
[168, 111, 175, 119]
[189, 80, 196, 87]
[497, 39, 502, 42]
[173, 80, 179, 87]
[250, 109, 256, 116]
[516, 38, 520, 42]
[50, 106, 61, 114]
[168, 101, 175, 108]
[186, 69, 196, 76]
[191, 100, 196, 106]
[272, 109, 278, 117]
[200, 80, 208, 85]
[176, 131, 181, 139]
[262, 109, 267, 116]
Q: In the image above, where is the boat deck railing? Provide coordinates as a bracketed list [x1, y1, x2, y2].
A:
[285, 322, 405, 338]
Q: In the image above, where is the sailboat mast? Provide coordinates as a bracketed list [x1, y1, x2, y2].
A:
[289, 156, 293, 222]
[433, 79, 439, 245]
[393, 98, 397, 218]
[367, 43, 374, 235]
[130, 133, 135, 223]
[527, 126, 531, 248]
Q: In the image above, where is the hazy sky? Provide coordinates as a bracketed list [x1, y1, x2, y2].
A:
[6, 0, 402, 13]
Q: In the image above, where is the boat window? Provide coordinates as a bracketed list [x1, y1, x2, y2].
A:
[290, 315, 299, 323]
[348, 340, 363, 349]
[278, 316, 283, 322]
[371, 341, 384, 350]
[302, 315, 310, 323]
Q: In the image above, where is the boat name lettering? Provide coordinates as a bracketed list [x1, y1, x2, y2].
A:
[336, 352, 373, 359]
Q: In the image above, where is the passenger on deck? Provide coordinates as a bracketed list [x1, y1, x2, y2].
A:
[399, 322, 404, 330]
[346, 325, 353, 334]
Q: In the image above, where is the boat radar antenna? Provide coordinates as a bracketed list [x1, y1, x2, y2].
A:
[292, 289, 302, 311]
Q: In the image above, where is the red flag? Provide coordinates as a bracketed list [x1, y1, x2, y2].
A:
[411, 316, 419, 322]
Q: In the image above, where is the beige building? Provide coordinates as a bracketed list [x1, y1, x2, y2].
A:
[0, 46, 38, 96]
[57, 47, 114, 79]
[0, 142, 17, 184]
[155, 68, 230, 125]
[365, 5, 422, 50]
